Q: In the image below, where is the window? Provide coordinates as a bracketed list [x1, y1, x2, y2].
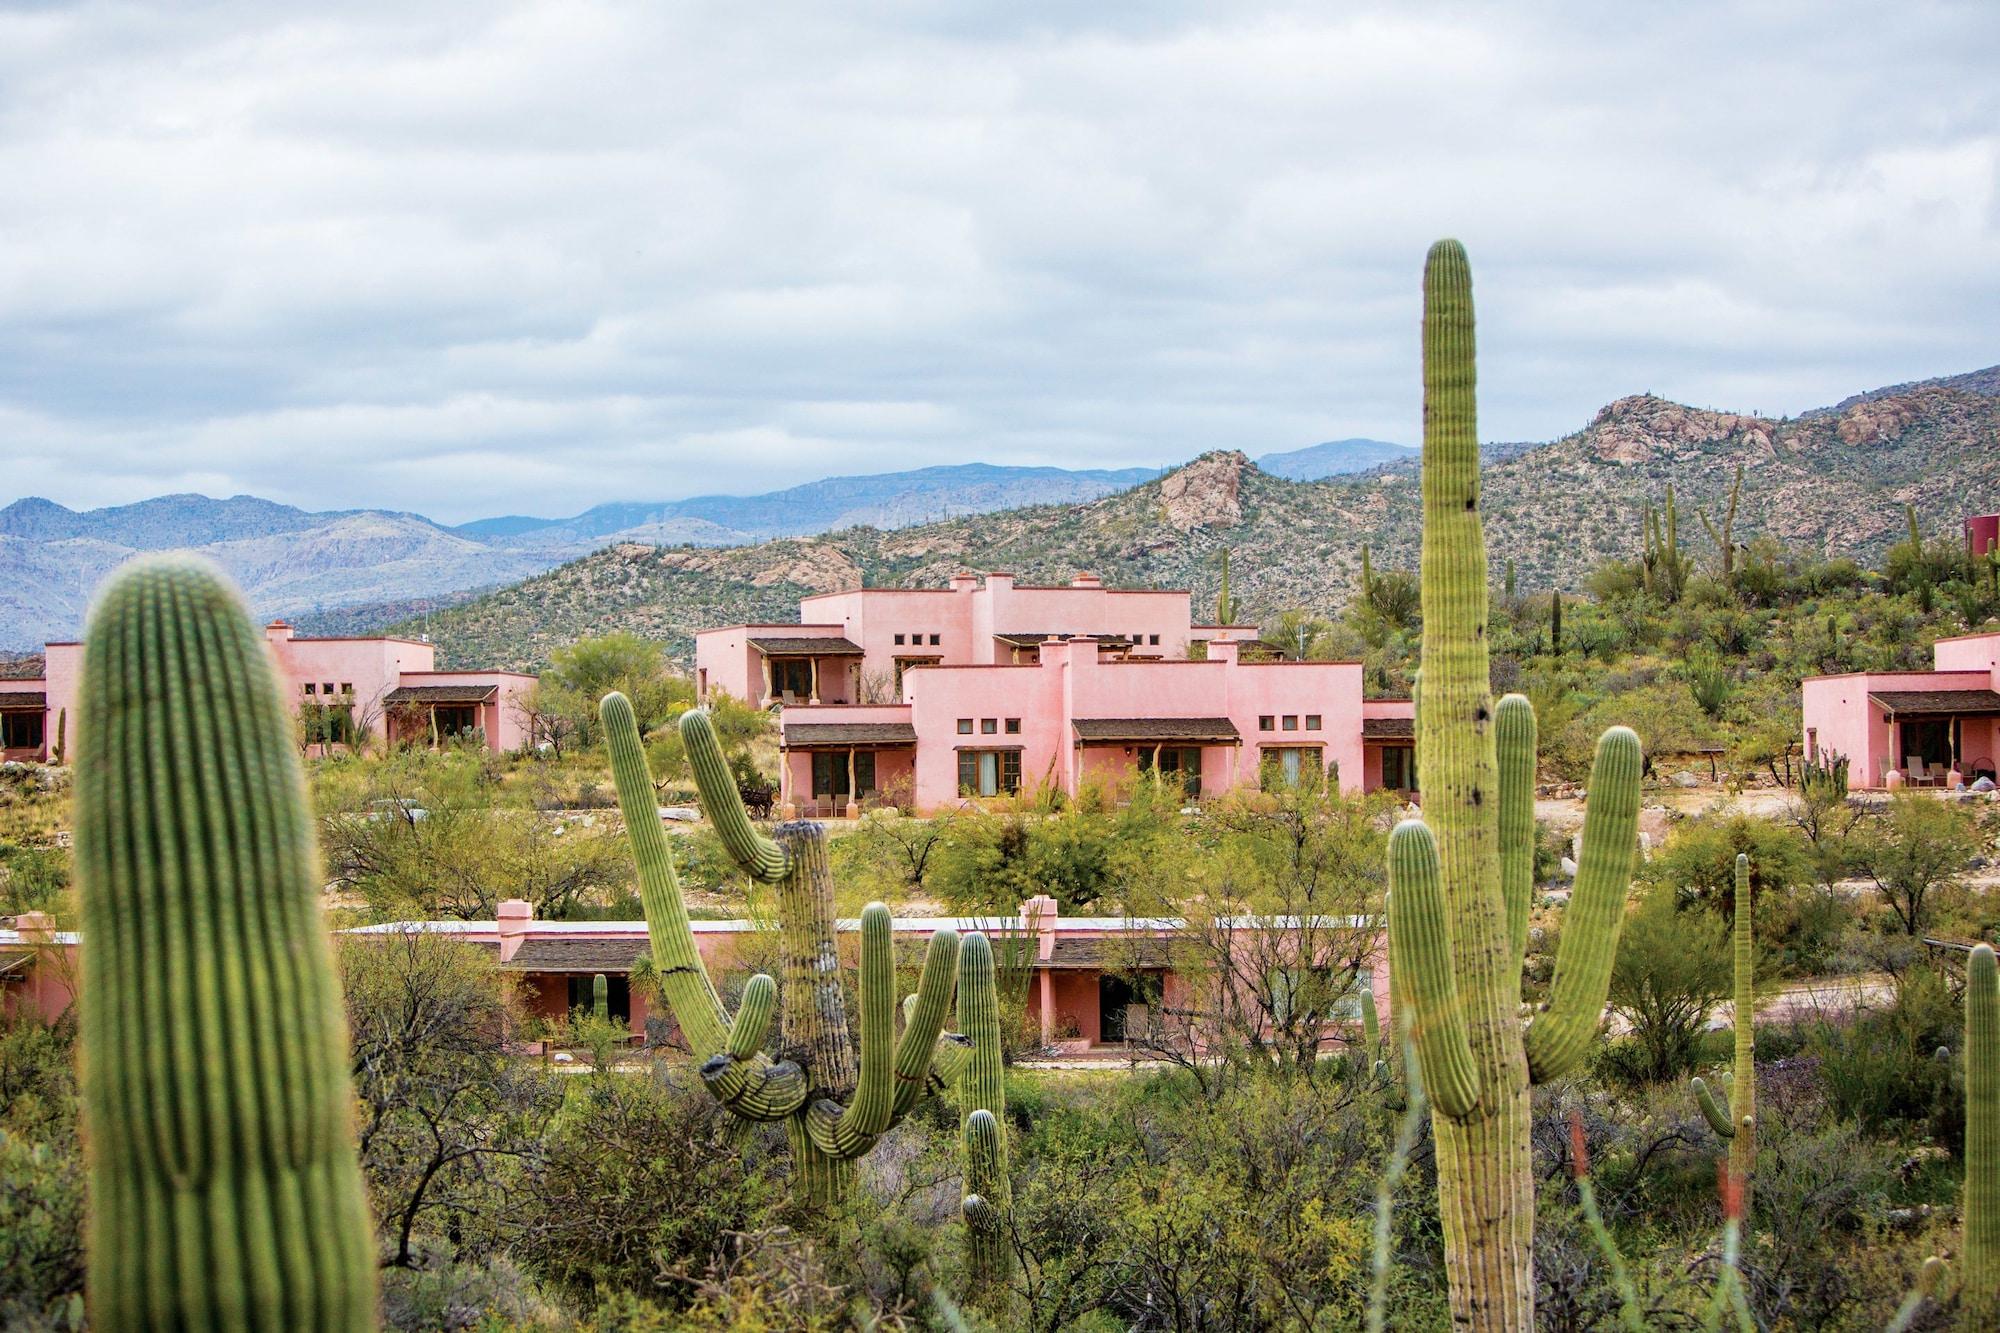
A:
[812, 750, 876, 800]
[1, 710, 44, 750]
[1259, 715, 1275, 732]
[323, 683, 335, 696]
[1262, 747, 1309, 789]
[1004, 718, 1021, 734]
[1305, 714, 1321, 730]
[958, 749, 1022, 797]
[1149, 634, 1160, 645]
[957, 718, 974, 735]
[1137, 746, 1203, 796]
[304, 683, 317, 695]
[895, 634, 906, 645]
[1381, 746, 1416, 793]
[929, 633, 941, 646]
[981, 718, 998, 734]
[567, 973, 631, 1023]
[432, 704, 480, 739]
[1282, 715, 1299, 731]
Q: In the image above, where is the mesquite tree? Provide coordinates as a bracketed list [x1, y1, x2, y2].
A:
[1387, 240, 1643, 1331]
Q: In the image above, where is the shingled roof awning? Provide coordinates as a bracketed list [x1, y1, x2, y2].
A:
[1867, 689, 2000, 717]
[783, 721, 919, 747]
[1072, 717, 1241, 744]
[1362, 717, 1414, 741]
[748, 636, 864, 656]
[502, 937, 650, 973]
[384, 684, 497, 705]
[993, 631, 1133, 649]
[0, 693, 45, 711]
[1047, 935, 1180, 969]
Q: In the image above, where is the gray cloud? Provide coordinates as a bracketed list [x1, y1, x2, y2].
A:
[1, 0, 1995, 522]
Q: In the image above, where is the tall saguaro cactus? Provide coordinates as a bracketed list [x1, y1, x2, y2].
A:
[74, 556, 376, 1329]
[1388, 241, 1644, 1331]
[602, 695, 967, 1210]
[1692, 853, 1757, 1205]
[955, 931, 1012, 1285]
[1967, 943, 1999, 1328]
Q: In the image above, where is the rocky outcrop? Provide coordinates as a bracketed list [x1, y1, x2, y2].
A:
[1584, 395, 1769, 464]
[1837, 395, 1923, 446]
[1158, 451, 1246, 530]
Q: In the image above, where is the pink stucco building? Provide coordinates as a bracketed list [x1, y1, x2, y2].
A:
[694, 571, 1415, 815]
[0, 621, 535, 762]
[1801, 629, 2000, 788]
[5, 895, 1389, 1057]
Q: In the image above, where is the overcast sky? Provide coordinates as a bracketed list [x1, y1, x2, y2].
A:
[3, 1, 1995, 524]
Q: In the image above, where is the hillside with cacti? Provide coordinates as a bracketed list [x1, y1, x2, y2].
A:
[376, 368, 2000, 670]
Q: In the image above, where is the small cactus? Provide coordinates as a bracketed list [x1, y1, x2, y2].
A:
[1690, 853, 1756, 1207]
[955, 932, 1012, 1286]
[1967, 943, 1999, 1327]
[602, 695, 968, 1210]
[75, 556, 375, 1328]
[592, 971, 609, 1021]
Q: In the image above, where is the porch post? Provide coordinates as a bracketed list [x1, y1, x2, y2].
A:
[809, 656, 820, 705]
[779, 745, 794, 817]
[845, 747, 859, 818]
[1039, 968, 1055, 1044]
[760, 653, 774, 708]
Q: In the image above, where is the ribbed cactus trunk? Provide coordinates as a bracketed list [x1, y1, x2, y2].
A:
[75, 556, 376, 1330]
[592, 972, 609, 1021]
[602, 695, 966, 1214]
[956, 932, 1012, 1287]
[1692, 855, 1757, 1208]
[1967, 943, 1999, 1328]
[1390, 242, 1642, 1332]
[1416, 239, 1535, 1330]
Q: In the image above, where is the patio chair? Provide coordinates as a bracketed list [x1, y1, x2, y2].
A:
[1906, 756, 1935, 787]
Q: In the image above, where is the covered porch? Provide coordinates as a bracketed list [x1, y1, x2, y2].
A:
[779, 719, 918, 817]
[0, 691, 48, 761]
[385, 684, 497, 749]
[1867, 689, 2000, 787]
[1071, 717, 1244, 800]
[1361, 716, 1417, 794]
[749, 635, 864, 706]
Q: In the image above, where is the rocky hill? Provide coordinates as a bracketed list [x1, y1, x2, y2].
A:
[389, 369, 2000, 670]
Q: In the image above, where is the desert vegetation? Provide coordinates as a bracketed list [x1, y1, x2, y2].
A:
[6, 243, 2000, 1330]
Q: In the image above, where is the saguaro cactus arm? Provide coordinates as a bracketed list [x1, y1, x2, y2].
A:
[1523, 725, 1642, 1083]
[1386, 820, 1481, 1118]
[1692, 1077, 1737, 1139]
[76, 555, 376, 1329]
[681, 707, 789, 882]
[1496, 693, 1537, 967]
[602, 693, 806, 1121]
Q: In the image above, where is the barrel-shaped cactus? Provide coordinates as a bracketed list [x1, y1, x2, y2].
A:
[1691, 853, 1757, 1206]
[955, 932, 1012, 1285]
[602, 695, 969, 1209]
[1967, 943, 1999, 1327]
[75, 555, 376, 1329]
[1387, 241, 1643, 1330]
[591, 972, 609, 1021]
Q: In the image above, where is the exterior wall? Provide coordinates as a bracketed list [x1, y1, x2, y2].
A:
[1801, 669, 1993, 787]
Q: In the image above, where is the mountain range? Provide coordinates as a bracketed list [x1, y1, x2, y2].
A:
[0, 442, 1407, 648]
[357, 366, 2000, 671]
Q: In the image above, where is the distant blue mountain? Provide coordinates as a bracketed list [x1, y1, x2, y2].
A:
[1254, 438, 1417, 480]
[459, 461, 1162, 547]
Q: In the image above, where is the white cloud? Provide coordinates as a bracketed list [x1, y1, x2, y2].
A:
[0, 0, 1995, 521]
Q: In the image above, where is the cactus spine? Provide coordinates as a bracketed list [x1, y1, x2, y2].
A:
[602, 695, 967, 1210]
[1968, 943, 1999, 1327]
[75, 556, 375, 1329]
[955, 932, 1012, 1285]
[1388, 241, 1643, 1331]
[1691, 853, 1756, 1205]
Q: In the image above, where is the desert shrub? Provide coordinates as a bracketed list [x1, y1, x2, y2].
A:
[1809, 964, 1958, 1130]
[0, 1014, 81, 1327]
[378, 1255, 564, 1332]
[1605, 885, 1733, 1085]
